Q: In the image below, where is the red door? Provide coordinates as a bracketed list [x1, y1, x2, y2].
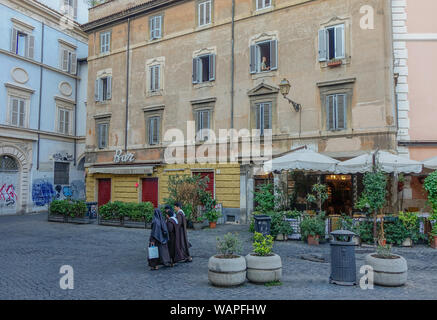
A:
[197, 172, 215, 198]
[98, 179, 111, 207]
[142, 178, 158, 207]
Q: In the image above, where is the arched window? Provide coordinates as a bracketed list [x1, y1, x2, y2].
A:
[0, 155, 18, 172]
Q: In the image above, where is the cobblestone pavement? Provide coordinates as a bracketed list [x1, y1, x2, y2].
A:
[0, 213, 436, 300]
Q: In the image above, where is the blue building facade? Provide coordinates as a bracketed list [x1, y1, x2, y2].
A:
[0, 0, 89, 214]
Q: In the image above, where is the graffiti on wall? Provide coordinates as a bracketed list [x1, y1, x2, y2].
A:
[32, 179, 86, 206]
[0, 184, 17, 206]
[32, 180, 56, 206]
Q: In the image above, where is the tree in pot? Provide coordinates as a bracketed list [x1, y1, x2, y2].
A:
[398, 211, 420, 247]
[246, 232, 282, 284]
[356, 170, 388, 245]
[201, 190, 221, 229]
[300, 213, 326, 245]
[208, 233, 246, 287]
[336, 214, 360, 245]
[364, 244, 408, 287]
[424, 172, 437, 248]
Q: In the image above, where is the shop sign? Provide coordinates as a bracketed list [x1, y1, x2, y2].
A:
[113, 149, 135, 163]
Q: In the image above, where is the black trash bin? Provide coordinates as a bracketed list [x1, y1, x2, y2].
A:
[86, 202, 98, 219]
[254, 215, 272, 236]
[329, 230, 357, 286]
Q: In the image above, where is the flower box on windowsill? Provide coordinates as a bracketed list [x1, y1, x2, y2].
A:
[327, 59, 342, 67]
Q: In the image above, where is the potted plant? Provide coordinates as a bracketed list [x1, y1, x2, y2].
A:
[204, 208, 222, 229]
[398, 211, 419, 247]
[67, 200, 90, 224]
[246, 232, 282, 284]
[208, 233, 246, 287]
[274, 213, 293, 241]
[48, 200, 69, 223]
[365, 244, 408, 287]
[300, 213, 326, 245]
[336, 214, 360, 246]
[98, 201, 125, 226]
[430, 223, 437, 249]
[398, 173, 405, 192]
[327, 59, 342, 67]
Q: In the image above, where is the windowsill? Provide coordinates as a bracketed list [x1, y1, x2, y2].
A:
[254, 6, 273, 15]
[194, 81, 214, 89]
[320, 57, 350, 69]
[149, 37, 163, 43]
[251, 70, 277, 80]
[147, 90, 163, 97]
[96, 100, 112, 106]
[196, 23, 212, 31]
[321, 128, 353, 137]
[98, 52, 111, 58]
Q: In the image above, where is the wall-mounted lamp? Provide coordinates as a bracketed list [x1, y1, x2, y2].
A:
[279, 78, 301, 112]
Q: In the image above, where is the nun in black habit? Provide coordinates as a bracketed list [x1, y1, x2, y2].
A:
[148, 209, 171, 270]
[164, 205, 178, 266]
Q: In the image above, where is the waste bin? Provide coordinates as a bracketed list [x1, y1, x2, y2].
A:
[86, 202, 98, 219]
[329, 230, 357, 286]
[254, 215, 272, 236]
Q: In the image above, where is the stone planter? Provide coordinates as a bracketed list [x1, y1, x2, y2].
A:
[193, 222, 204, 230]
[145, 222, 152, 229]
[402, 237, 413, 247]
[365, 253, 408, 287]
[245, 253, 282, 284]
[208, 255, 247, 287]
[307, 235, 320, 246]
[99, 217, 124, 227]
[275, 234, 287, 241]
[123, 218, 146, 229]
[48, 214, 67, 223]
[68, 216, 93, 224]
[430, 235, 437, 249]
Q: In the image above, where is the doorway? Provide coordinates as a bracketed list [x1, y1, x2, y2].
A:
[98, 179, 111, 207]
[142, 178, 158, 207]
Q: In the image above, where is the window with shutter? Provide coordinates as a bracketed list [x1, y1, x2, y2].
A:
[250, 40, 277, 73]
[148, 117, 160, 145]
[106, 76, 112, 100]
[326, 94, 347, 131]
[150, 65, 161, 92]
[256, 103, 271, 136]
[95, 79, 101, 102]
[98, 123, 109, 149]
[256, 0, 271, 10]
[10, 98, 26, 128]
[319, 24, 345, 61]
[58, 108, 71, 135]
[150, 15, 162, 40]
[70, 53, 77, 74]
[193, 55, 214, 83]
[100, 31, 111, 53]
[196, 110, 211, 141]
[198, 0, 212, 27]
[27, 35, 35, 59]
[10, 28, 18, 53]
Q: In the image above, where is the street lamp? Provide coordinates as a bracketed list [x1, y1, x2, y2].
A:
[279, 78, 301, 112]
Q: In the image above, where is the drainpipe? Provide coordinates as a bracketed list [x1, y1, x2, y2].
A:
[37, 22, 45, 170]
[125, 18, 131, 152]
[230, 0, 235, 130]
[74, 62, 79, 167]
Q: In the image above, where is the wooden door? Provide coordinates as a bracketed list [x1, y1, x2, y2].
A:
[197, 172, 215, 198]
[142, 178, 158, 207]
[98, 179, 111, 207]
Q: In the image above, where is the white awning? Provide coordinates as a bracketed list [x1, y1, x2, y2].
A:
[335, 151, 423, 174]
[263, 146, 340, 173]
[88, 166, 154, 175]
[423, 156, 437, 170]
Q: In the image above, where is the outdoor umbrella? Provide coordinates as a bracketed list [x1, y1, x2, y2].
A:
[335, 151, 423, 174]
[423, 156, 437, 170]
[263, 146, 340, 173]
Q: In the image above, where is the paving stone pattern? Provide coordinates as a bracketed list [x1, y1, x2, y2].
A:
[0, 214, 436, 300]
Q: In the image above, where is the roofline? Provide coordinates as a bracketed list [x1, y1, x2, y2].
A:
[82, 0, 186, 33]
